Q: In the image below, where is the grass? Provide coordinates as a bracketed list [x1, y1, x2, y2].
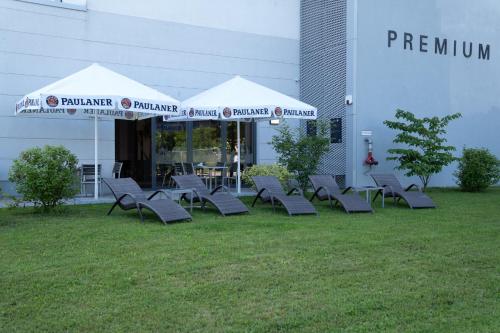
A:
[0, 188, 499, 332]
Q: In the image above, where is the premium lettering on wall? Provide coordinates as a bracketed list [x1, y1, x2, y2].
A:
[387, 30, 491, 60]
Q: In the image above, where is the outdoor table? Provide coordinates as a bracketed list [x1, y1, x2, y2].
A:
[353, 186, 385, 208]
[195, 165, 227, 191]
[163, 188, 193, 213]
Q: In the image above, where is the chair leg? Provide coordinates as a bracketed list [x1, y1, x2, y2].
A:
[162, 173, 167, 188]
[251, 195, 260, 207]
[107, 201, 119, 215]
[136, 204, 144, 223]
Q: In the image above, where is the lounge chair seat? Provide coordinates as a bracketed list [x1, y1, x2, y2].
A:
[172, 175, 248, 216]
[103, 178, 192, 224]
[309, 175, 373, 213]
[370, 173, 436, 209]
[251, 176, 317, 216]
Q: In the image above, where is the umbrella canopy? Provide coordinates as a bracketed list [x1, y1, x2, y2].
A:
[176, 75, 316, 120]
[169, 76, 317, 193]
[16, 63, 180, 120]
[16, 63, 180, 199]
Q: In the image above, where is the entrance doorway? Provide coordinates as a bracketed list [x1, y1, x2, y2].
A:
[115, 119, 152, 187]
[116, 118, 256, 189]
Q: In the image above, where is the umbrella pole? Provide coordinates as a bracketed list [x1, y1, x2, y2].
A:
[237, 119, 241, 194]
[94, 114, 99, 200]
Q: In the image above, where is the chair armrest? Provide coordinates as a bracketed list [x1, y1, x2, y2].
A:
[405, 184, 422, 192]
[147, 190, 168, 200]
[191, 189, 203, 202]
[116, 193, 139, 205]
[311, 186, 332, 199]
[287, 187, 303, 196]
[257, 187, 274, 198]
[383, 185, 395, 196]
[342, 186, 354, 195]
[211, 185, 228, 195]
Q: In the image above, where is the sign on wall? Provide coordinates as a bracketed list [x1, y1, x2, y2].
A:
[387, 30, 490, 61]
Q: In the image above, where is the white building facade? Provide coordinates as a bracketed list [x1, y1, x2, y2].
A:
[346, 0, 500, 187]
[0, 0, 301, 192]
[1, 0, 499, 193]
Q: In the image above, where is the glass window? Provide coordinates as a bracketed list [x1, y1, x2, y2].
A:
[306, 120, 317, 136]
[156, 120, 187, 164]
[330, 118, 342, 143]
[192, 121, 222, 165]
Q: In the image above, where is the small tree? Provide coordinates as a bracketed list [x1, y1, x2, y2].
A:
[384, 109, 461, 190]
[9, 145, 78, 210]
[271, 121, 330, 190]
[454, 147, 500, 192]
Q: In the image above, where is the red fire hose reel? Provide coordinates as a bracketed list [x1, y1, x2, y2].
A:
[365, 151, 378, 166]
[364, 138, 378, 166]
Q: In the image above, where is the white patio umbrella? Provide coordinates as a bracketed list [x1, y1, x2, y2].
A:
[167, 76, 317, 193]
[16, 63, 181, 199]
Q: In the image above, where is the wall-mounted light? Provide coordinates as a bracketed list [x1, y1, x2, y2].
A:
[269, 119, 280, 126]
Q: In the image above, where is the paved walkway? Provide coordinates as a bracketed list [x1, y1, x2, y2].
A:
[0, 189, 256, 208]
[0, 195, 116, 208]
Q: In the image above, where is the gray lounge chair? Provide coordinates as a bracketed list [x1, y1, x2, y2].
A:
[172, 175, 248, 216]
[309, 175, 373, 213]
[370, 173, 436, 209]
[103, 178, 192, 224]
[251, 176, 317, 216]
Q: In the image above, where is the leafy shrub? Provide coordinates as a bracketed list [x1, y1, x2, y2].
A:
[454, 147, 500, 192]
[271, 122, 330, 190]
[242, 164, 292, 188]
[9, 145, 79, 210]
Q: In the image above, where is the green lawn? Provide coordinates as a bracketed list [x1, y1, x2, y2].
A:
[0, 189, 499, 332]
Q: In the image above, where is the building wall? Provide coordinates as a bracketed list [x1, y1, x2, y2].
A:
[0, 0, 300, 193]
[349, 0, 500, 187]
[86, 0, 300, 40]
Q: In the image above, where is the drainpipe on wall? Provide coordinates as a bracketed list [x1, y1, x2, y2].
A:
[351, 0, 359, 187]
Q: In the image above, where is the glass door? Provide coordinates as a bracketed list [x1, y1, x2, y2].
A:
[155, 120, 187, 187]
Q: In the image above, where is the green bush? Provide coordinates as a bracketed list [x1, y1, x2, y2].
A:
[9, 145, 79, 210]
[454, 147, 500, 192]
[242, 164, 292, 189]
[271, 122, 330, 190]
